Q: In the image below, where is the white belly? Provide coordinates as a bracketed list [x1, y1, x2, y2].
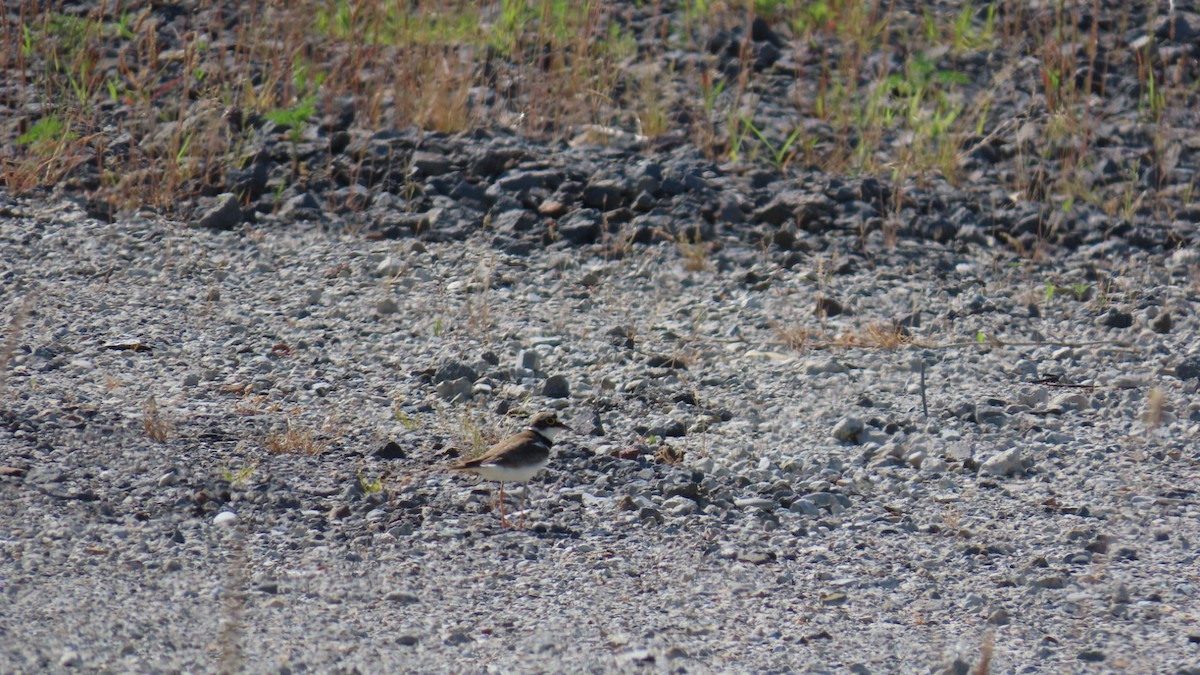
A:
[470, 460, 548, 483]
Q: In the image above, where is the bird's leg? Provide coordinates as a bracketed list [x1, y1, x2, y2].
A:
[517, 484, 531, 529]
[496, 482, 509, 527]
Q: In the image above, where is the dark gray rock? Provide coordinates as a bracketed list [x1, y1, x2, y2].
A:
[557, 209, 601, 245]
[1177, 358, 1200, 380]
[196, 194, 243, 230]
[277, 192, 322, 221]
[1099, 310, 1133, 328]
[542, 374, 570, 398]
[492, 169, 563, 195]
[491, 210, 540, 234]
[581, 179, 627, 210]
[469, 148, 522, 177]
[410, 151, 453, 176]
[434, 362, 478, 384]
[752, 190, 836, 231]
[374, 441, 406, 459]
[1151, 310, 1172, 333]
[644, 418, 686, 438]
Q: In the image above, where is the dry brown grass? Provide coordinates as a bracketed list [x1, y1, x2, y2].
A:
[448, 407, 507, 461]
[862, 322, 911, 350]
[1, 1, 1188, 235]
[230, 392, 283, 415]
[773, 319, 913, 353]
[263, 420, 326, 455]
[678, 235, 711, 272]
[1143, 387, 1166, 430]
[773, 322, 821, 352]
[974, 631, 994, 675]
[833, 322, 910, 350]
[142, 396, 174, 442]
[654, 442, 685, 465]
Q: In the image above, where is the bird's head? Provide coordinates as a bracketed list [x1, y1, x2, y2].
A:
[527, 411, 568, 441]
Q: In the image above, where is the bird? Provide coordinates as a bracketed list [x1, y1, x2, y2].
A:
[449, 411, 568, 527]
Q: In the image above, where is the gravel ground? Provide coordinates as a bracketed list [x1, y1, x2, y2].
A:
[4, 1, 1200, 672]
[1, 194, 1198, 674]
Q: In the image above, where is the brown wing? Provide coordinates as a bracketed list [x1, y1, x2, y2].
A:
[450, 430, 547, 470]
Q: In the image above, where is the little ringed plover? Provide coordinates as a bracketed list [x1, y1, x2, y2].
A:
[449, 411, 567, 527]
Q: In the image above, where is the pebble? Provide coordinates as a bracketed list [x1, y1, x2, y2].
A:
[436, 378, 473, 401]
[542, 374, 570, 398]
[196, 194, 242, 230]
[789, 498, 820, 516]
[980, 448, 1025, 476]
[637, 507, 664, 524]
[1151, 311, 1172, 332]
[385, 592, 420, 604]
[1048, 393, 1090, 412]
[618, 648, 653, 664]
[831, 416, 864, 442]
[517, 349, 540, 371]
[804, 359, 848, 375]
[1177, 358, 1200, 380]
[59, 650, 81, 667]
[734, 497, 776, 510]
[662, 496, 697, 516]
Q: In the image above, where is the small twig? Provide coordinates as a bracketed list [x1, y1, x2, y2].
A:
[909, 338, 1139, 351]
[218, 529, 247, 675]
[974, 631, 994, 675]
[919, 360, 929, 419]
[1155, 497, 1198, 507]
[1035, 379, 1096, 390]
[762, 335, 1140, 354]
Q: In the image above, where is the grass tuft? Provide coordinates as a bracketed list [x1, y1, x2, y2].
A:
[773, 322, 818, 352]
[654, 442, 685, 465]
[143, 396, 174, 442]
[263, 419, 326, 455]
